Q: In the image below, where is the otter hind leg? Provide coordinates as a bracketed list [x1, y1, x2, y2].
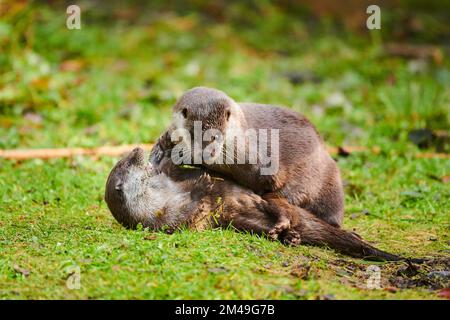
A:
[308, 182, 344, 228]
[262, 192, 300, 242]
[282, 229, 301, 246]
[318, 162, 345, 227]
[281, 163, 345, 228]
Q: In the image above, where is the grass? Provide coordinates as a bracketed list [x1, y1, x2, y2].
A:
[0, 2, 449, 299]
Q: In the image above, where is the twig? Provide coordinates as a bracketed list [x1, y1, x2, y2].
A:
[384, 43, 444, 64]
[0, 144, 448, 160]
[0, 144, 153, 160]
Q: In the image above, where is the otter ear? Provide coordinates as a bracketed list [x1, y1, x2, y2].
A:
[224, 104, 232, 121]
[181, 108, 188, 118]
[115, 180, 123, 191]
[226, 110, 231, 121]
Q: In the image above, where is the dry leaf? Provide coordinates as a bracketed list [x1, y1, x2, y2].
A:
[144, 234, 157, 241]
[438, 288, 450, 299]
[13, 264, 30, 277]
[290, 264, 310, 279]
[60, 59, 85, 72]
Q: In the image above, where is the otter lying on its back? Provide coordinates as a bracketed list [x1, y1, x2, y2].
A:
[105, 147, 410, 262]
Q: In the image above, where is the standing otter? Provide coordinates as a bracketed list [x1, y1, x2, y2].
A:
[151, 87, 344, 239]
[105, 147, 407, 262]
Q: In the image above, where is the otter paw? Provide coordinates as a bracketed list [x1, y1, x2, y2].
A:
[274, 217, 291, 232]
[268, 217, 291, 240]
[267, 228, 279, 241]
[190, 173, 214, 200]
[159, 131, 174, 150]
[283, 230, 301, 247]
[150, 132, 175, 166]
[197, 173, 213, 189]
[150, 142, 164, 165]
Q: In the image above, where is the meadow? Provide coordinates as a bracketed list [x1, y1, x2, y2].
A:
[0, 1, 449, 299]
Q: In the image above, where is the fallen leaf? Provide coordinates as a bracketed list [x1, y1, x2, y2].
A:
[384, 286, 397, 293]
[441, 175, 450, 184]
[30, 77, 49, 90]
[207, 267, 228, 274]
[60, 59, 85, 72]
[397, 264, 419, 277]
[23, 112, 43, 124]
[384, 43, 443, 64]
[112, 59, 129, 72]
[113, 7, 139, 20]
[290, 264, 310, 279]
[13, 265, 30, 277]
[144, 234, 157, 241]
[437, 288, 450, 299]
[277, 285, 309, 298]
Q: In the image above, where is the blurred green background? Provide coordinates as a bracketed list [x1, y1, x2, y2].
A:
[0, 0, 449, 151]
[0, 0, 449, 300]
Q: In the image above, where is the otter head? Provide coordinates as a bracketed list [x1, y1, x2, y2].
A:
[105, 147, 156, 228]
[172, 87, 239, 163]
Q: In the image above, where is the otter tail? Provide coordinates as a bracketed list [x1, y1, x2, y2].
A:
[295, 210, 403, 261]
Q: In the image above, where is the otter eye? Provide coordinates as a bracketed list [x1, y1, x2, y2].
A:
[211, 134, 219, 141]
[181, 108, 188, 118]
[226, 110, 231, 120]
[115, 182, 123, 191]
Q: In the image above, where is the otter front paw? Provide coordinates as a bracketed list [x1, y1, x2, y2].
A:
[150, 143, 164, 166]
[150, 131, 174, 167]
[267, 216, 291, 240]
[282, 230, 301, 246]
[190, 173, 214, 201]
[159, 130, 174, 150]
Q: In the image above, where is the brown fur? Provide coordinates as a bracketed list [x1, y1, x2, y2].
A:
[152, 87, 344, 240]
[106, 147, 409, 262]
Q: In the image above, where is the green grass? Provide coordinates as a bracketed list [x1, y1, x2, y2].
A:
[0, 2, 449, 299]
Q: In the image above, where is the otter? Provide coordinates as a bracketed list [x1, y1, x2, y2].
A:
[151, 87, 344, 239]
[105, 147, 409, 262]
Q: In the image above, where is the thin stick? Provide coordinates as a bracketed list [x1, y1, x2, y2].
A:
[0, 144, 153, 160]
[0, 144, 448, 160]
